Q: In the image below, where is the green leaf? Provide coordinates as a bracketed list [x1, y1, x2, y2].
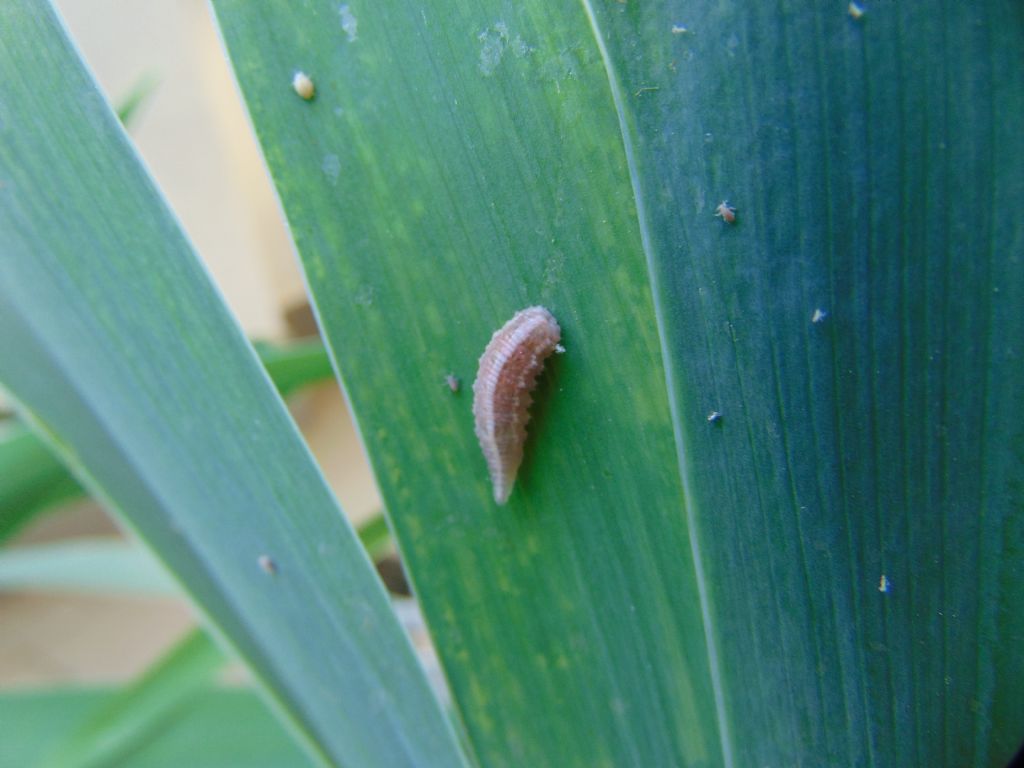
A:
[0, 5, 466, 768]
[213, 2, 719, 765]
[214, 1, 1024, 766]
[0, 686, 312, 768]
[0, 338, 333, 540]
[587, 3, 1024, 765]
[0, 513, 388, 596]
[5, 514, 393, 767]
[114, 72, 159, 128]
[40, 630, 227, 768]
[254, 337, 335, 398]
[0, 423, 82, 542]
[355, 512, 393, 562]
[0, 538, 178, 595]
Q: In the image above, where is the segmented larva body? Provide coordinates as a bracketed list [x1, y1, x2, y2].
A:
[472, 306, 561, 505]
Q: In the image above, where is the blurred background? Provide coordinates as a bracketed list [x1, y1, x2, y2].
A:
[1, 0, 383, 691]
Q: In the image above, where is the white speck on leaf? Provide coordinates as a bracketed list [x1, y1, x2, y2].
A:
[354, 284, 375, 306]
[671, 24, 688, 34]
[878, 574, 890, 593]
[707, 411, 722, 424]
[339, 4, 358, 42]
[849, 2, 866, 20]
[478, 21, 529, 76]
[321, 153, 341, 185]
[258, 555, 278, 575]
[811, 308, 828, 324]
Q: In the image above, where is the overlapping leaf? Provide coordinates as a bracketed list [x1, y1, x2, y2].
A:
[0, 4, 466, 767]
[215, 1, 1024, 765]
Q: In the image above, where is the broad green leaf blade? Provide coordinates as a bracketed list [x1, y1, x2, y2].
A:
[0, 539, 178, 595]
[0, 5, 466, 768]
[0, 338, 332, 536]
[585, 1, 1024, 765]
[0, 687, 312, 768]
[215, 1, 1024, 766]
[213, 2, 720, 766]
[41, 630, 226, 768]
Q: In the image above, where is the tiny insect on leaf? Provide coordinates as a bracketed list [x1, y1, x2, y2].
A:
[714, 201, 737, 224]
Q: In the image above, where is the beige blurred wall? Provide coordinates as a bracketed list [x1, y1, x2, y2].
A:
[0, 0, 383, 687]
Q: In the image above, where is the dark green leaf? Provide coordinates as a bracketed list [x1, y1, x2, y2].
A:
[0, 423, 82, 542]
[587, 2, 1024, 764]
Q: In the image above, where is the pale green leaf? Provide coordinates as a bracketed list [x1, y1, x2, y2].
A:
[0, 686, 311, 768]
[0, 513, 389, 596]
[0, 538, 177, 595]
[0, 338, 333, 540]
[0, 4, 466, 767]
[40, 630, 227, 768]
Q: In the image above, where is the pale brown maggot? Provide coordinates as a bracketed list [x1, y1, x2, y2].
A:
[472, 307, 561, 505]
